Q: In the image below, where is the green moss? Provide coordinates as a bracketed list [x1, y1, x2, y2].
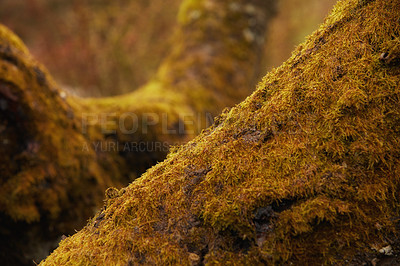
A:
[42, 0, 400, 264]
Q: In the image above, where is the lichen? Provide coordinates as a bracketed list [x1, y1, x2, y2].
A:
[42, 0, 400, 264]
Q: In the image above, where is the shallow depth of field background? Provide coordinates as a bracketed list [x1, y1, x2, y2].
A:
[0, 0, 336, 97]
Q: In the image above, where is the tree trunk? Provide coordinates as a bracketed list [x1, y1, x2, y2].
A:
[42, 0, 400, 264]
[0, 0, 276, 264]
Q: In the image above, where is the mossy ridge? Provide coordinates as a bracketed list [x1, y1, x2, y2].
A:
[42, 0, 400, 264]
[0, 24, 113, 224]
[0, 24, 29, 55]
[0, 0, 277, 264]
[0, 24, 127, 265]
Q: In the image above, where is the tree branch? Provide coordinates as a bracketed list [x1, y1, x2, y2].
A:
[0, 0, 277, 264]
[42, 0, 400, 264]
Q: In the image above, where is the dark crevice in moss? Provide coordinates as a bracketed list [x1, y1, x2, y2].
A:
[332, 64, 346, 81]
[253, 206, 276, 236]
[183, 165, 212, 197]
[33, 66, 47, 87]
[253, 199, 297, 247]
[0, 81, 36, 176]
[93, 212, 105, 229]
[356, 0, 377, 9]
[0, 46, 21, 67]
[219, 229, 253, 254]
[233, 128, 273, 144]
[271, 199, 297, 213]
[132, 251, 147, 264]
[379, 52, 400, 67]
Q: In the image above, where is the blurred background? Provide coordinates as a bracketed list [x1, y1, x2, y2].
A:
[0, 0, 336, 97]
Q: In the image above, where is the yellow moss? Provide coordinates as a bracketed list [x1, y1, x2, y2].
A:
[1, 0, 276, 263]
[177, 0, 204, 24]
[41, 0, 400, 264]
[0, 24, 29, 55]
[0, 21, 128, 265]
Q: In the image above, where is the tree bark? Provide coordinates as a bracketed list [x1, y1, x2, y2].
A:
[0, 0, 277, 264]
[41, 0, 400, 264]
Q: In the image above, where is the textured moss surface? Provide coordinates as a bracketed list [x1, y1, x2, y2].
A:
[0, 0, 276, 264]
[42, 0, 400, 264]
[0, 23, 122, 265]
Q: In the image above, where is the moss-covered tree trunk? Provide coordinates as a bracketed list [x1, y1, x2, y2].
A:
[41, 0, 400, 264]
[0, 0, 277, 264]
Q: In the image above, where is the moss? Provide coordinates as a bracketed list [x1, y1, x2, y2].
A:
[0, 23, 126, 265]
[42, 0, 400, 264]
[178, 0, 204, 24]
[0, 24, 29, 55]
[160, 0, 277, 114]
[0, 0, 276, 264]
